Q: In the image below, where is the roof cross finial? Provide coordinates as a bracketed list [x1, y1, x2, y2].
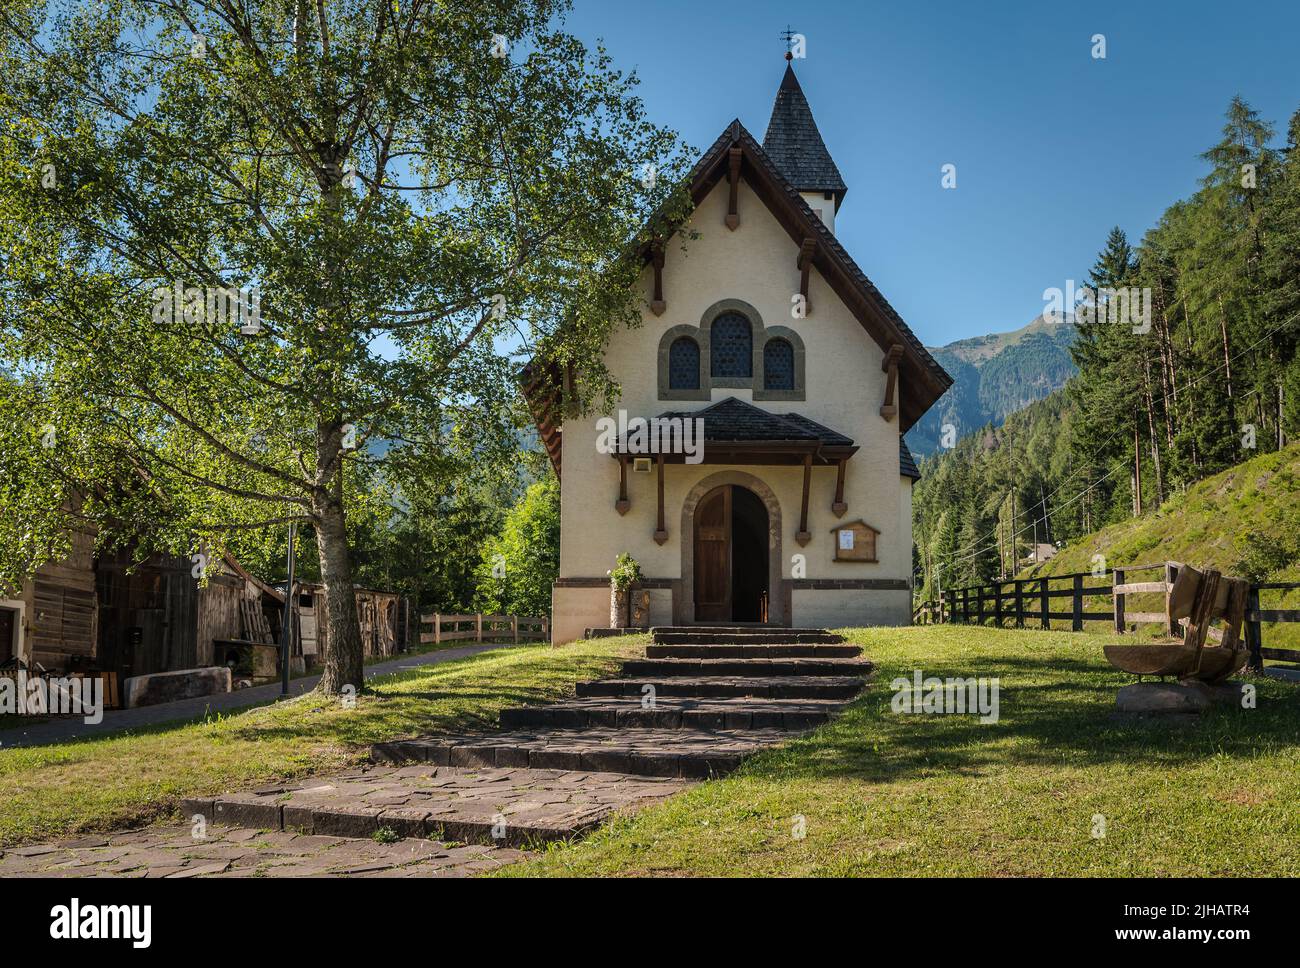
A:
[780, 26, 799, 61]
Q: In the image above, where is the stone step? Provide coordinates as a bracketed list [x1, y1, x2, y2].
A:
[619, 656, 875, 679]
[499, 697, 851, 731]
[651, 631, 846, 645]
[645, 643, 860, 658]
[651, 625, 835, 635]
[576, 675, 868, 700]
[371, 726, 797, 779]
[183, 765, 688, 848]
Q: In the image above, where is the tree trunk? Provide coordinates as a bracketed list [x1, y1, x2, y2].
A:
[1217, 295, 1233, 399]
[1142, 357, 1164, 504]
[314, 440, 364, 695]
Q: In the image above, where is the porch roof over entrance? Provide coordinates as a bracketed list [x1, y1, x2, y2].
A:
[617, 397, 857, 465]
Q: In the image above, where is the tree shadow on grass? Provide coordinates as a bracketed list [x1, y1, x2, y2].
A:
[747, 653, 1300, 784]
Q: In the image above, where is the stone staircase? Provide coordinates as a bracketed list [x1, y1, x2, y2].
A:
[185, 626, 873, 849]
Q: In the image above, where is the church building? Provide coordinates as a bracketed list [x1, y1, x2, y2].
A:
[531, 62, 952, 643]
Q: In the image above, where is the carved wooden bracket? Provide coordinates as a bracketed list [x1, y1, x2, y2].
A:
[616, 455, 630, 515]
[880, 344, 904, 421]
[653, 453, 668, 544]
[797, 238, 816, 315]
[796, 453, 812, 546]
[650, 246, 666, 316]
[725, 147, 742, 230]
[832, 458, 847, 517]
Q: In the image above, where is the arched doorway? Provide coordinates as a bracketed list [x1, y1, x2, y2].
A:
[693, 485, 770, 623]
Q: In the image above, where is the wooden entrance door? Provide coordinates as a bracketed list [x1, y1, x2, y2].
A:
[694, 486, 732, 622]
[0, 608, 15, 664]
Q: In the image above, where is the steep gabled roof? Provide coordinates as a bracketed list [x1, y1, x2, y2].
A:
[763, 64, 847, 208]
[674, 120, 952, 431]
[523, 112, 953, 480]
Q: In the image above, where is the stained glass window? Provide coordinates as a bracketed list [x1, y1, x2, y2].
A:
[710, 312, 752, 378]
[668, 336, 700, 389]
[763, 338, 795, 390]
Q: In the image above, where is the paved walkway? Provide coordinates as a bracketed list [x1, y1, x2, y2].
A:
[0, 644, 500, 748]
[1, 626, 869, 878]
[0, 824, 523, 878]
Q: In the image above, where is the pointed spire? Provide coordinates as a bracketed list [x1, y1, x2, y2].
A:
[762, 63, 847, 208]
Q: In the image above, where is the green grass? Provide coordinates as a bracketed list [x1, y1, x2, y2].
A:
[0, 636, 639, 846]
[499, 625, 1300, 877]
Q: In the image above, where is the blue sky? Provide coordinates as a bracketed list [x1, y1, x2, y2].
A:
[562, 0, 1300, 347]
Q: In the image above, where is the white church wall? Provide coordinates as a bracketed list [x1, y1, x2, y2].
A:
[554, 176, 915, 639]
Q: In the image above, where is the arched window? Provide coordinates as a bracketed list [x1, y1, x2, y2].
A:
[710, 312, 752, 378]
[763, 338, 795, 390]
[668, 337, 700, 390]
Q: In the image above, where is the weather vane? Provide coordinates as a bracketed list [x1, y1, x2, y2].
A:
[780, 26, 799, 61]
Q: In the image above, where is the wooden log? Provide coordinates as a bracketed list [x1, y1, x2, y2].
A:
[1114, 581, 1171, 595]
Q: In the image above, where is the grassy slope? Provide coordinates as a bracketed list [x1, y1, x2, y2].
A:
[1023, 443, 1300, 581]
[0, 637, 638, 846]
[1018, 442, 1300, 648]
[503, 625, 1300, 877]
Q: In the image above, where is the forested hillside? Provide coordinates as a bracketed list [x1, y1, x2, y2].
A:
[913, 96, 1300, 600]
[906, 315, 1077, 456]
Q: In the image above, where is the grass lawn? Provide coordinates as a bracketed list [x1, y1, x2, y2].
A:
[501, 625, 1300, 877]
[0, 636, 639, 847]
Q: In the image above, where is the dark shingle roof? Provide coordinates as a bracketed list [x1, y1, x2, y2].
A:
[899, 437, 921, 480]
[762, 64, 847, 205]
[655, 397, 853, 448]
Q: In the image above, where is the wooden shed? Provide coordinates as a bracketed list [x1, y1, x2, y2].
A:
[95, 550, 286, 678]
[0, 527, 97, 671]
[293, 583, 409, 661]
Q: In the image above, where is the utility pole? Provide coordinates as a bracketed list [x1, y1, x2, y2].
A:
[1003, 491, 1013, 574]
[1040, 483, 1051, 546]
[998, 511, 1005, 579]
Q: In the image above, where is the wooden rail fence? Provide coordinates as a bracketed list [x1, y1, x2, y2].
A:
[913, 561, 1300, 672]
[420, 612, 549, 646]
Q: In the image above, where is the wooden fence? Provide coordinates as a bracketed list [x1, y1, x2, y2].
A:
[419, 612, 549, 646]
[913, 561, 1300, 672]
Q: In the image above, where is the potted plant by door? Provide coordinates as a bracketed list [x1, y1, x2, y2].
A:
[608, 553, 643, 629]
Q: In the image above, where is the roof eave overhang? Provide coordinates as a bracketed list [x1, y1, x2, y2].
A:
[646, 121, 953, 432]
[609, 440, 858, 466]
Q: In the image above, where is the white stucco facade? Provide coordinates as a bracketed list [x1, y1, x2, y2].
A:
[551, 177, 920, 642]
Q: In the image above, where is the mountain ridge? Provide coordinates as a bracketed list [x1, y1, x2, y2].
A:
[906, 314, 1077, 457]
